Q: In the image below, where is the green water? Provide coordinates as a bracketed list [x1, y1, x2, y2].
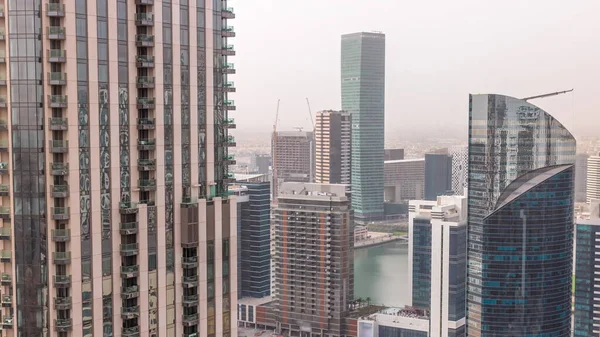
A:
[354, 240, 409, 307]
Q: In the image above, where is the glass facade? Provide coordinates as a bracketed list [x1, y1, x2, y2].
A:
[341, 32, 385, 222]
[574, 222, 599, 336]
[240, 182, 271, 298]
[467, 94, 576, 337]
[378, 325, 427, 337]
[411, 218, 431, 309]
[424, 153, 452, 200]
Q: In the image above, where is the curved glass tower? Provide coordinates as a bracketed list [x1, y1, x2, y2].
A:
[467, 94, 576, 336]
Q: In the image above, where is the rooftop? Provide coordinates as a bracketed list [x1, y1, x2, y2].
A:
[385, 158, 424, 164]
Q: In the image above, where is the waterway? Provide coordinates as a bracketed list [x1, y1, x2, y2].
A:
[354, 240, 409, 307]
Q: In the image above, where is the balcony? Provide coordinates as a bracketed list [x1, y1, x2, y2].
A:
[138, 159, 156, 171]
[121, 305, 140, 319]
[224, 100, 236, 111]
[222, 26, 235, 38]
[52, 229, 70, 242]
[48, 117, 68, 131]
[48, 72, 67, 85]
[137, 138, 156, 151]
[221, 63, 236, 74]
[51, 162, 69, 176]
[222, 7, 235, 19]
[47, 26, 66, 40]
[137, 97, 155, 109]
[51, 184, 69, 198]
[0, 250, 10, 262]
[54, 275, 72, 288]
[46, 3, 65, 17]
[121, 265, 140, 278]
[0, 74, 6, 86]
[182, 294, 199, 306]
[183, 313, 199, 327]
[0, 162, 7, 174]
[219, 136, 236, 147]
[135, 13, 154, 26]
[0, 96, 7, 108]
[121, 285, 140, 300]
[219, 44, 236, 56]
[183, 333, 198, 337]
[123, 326, 141, 337]
[182, 256, 198, 268]
[0, 140, 7, 152]
[120, 243, 139, 256]
[53, 252, 71, 265]
[0, 206, 9, 220]
[54, 319, 72, 332]
[136, 34, 154, 47]
[137, 76, 155, 88]
[223, 118, 236, 129]
[137, 118, 155, 130]
[1, 273, 10, 285]
[120, 201, 138, 214]
[49, 140, 68, 153]
[0, 29, 5, 41]
[0, 228, 10, 240]
[1, 295, 10, 307]
[136, 0, 154, 4]
[52, 207, 70, 220]
[219, 81, 236, 93]
[138, 179, 156, 192]
[0, 184, 8, 196]
[48, 49, 66, 63]
[120, 221, 138, 235]
[2, 317, 12, 329]
[54, 296, 72, 310]
[182, 275, 198, 288]
[0, 5, 4, 17]
[0, 50, 4, 63]
[220, 155, 236, 166]
[48, 95, 68, 108]
[136, 55, 154, 68]
[223, 173, 235, 184]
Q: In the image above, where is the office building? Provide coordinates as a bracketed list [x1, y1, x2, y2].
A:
[252, 154, 271, 175]
[574, 202, 600, 336]
[315, 110, 352, 185]
[575, 153, 589, 202]
[467, 94, 576, 336]
[424, 153, 453, 200]
[587, 153, 600, 203]
[271, 131, 314, 197]
[238, 183, 271, 298]
[384, 159, 425, 202]
[449, 146, 468, 195]
[384, 149, 405, 161]
[409, 195, 467, 337]
[357, 308, 429, 337]
[341, 32, 385, 222]
[0, 1, 238, 336]
[272, 183, 354, 337]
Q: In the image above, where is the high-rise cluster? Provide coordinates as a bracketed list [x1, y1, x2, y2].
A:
[0, 1, 238, 336]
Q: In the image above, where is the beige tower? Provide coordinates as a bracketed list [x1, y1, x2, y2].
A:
[314, 110, 351, 185]
[0, 1, 237, 336]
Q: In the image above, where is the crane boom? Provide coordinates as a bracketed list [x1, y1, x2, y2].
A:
[306, 98, 315, 130]
[521, 89, 573, 101]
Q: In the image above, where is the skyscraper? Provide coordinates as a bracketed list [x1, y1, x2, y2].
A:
[587, 153, 600, 203]
[409, 195, 467, 337]
[272, 183, 354, 337]
[341, 32, 385, 223]
[575, 153, 589, 202]
[384, 158, 425, 202]
[0, 1, 237, 336]
[315, 110, 352, 185]
[467, 94, 576, 336]
[574, 202, 600, 336]
[271, 131, 314, 197]
[449, 146, 468, 195]
[424, 153, 453, 200]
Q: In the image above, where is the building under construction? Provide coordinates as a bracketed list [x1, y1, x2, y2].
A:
[272, 183, 354, 337]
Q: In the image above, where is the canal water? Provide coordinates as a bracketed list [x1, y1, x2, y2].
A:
[354, 240, 409, 307]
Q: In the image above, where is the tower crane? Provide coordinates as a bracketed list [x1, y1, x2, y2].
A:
[306, 98, 315, 130]
[521, 89, 573, 101]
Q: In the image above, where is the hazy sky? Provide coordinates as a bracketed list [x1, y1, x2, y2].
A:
[232, 0, 599, 140]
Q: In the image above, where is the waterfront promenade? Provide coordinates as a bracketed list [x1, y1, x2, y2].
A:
[354, 231, 408, 249]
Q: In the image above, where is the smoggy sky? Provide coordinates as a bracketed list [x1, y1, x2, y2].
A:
[231, 0, 599, 140]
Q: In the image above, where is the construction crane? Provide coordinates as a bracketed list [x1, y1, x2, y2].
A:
[521, 89, 573, 101]
[272, 99, 281, 204]
[305, 98, 315, 130]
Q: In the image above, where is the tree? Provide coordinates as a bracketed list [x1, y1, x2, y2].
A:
[366, 297, 372, 306]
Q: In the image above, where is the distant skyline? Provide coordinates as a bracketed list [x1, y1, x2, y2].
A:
[232, 0, 599, 139]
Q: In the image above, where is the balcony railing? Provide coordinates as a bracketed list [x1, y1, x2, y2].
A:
[51, 207, 69, 220]
[121, 265, 139, 276]
[46, 3, 65, 17]
[52, 229, 70, 242]
[48, 95, 68, 108]
[222, 7, 235, 18]
[1, 273, 10, 284]
[137, 118, 155, 130]
[0, 228, 10, 239]
[48, 72, 67, 85]
[120, 201, 138, 214]
[47, 26, 66, 39]
[120, 243, 139, 256]
[137, 76, 155, 88]
[53, 252, 71, 264]
[136, 34, 154, 47]
[0, 206, 9, 219]
[135, 13, 154, 26]
[48, 49, 66, 62]
[54, 275, 72, 287]
[138, 159, 156, 171]
[54, 296, 72, 309]
[136, 55, 155, 67]
[123, 326, 140, 336]
[51, 184, 69, 198]
[137, 97, 155, 109]
[0, 95, 6, 108]
[0, 250, 10, 262]
[222, 26, 235, 37]
[49, 140, 68, 153]
[49, 117, 68, 131]
[137, 138, 156, 150]
[51, 162, 69, 175]
[138, 179, 156, 191]
[120, 222, 138, 235]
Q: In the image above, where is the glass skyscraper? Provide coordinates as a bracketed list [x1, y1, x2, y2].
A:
[467, 94, 576, 336]
[341, 32, 385, 222]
